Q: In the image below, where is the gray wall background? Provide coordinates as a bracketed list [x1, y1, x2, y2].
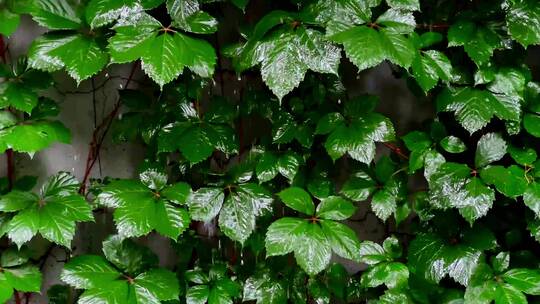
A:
[2, 14, 434, 303]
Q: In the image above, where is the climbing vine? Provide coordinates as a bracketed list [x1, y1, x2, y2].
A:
[1, 0, 540, 303]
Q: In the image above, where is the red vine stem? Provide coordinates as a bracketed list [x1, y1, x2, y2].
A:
[14, 291, 21, 304]
[0, 35, 15, 190]
[382, 142, 409, 160]
[79, 63, 138, 194]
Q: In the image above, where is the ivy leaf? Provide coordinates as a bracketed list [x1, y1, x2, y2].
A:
[249, 28, 340, 100]
[429, 163, 495, 223]
[133, 268, 180, 302]
[524, 113, 540, 137]
[387, 0, 420, 10]
[0, 121, 71, 155]
[361, 262, 409, 288]
[503, 268, 540, 295]
[505, 0, 540, 47]
[440, 136, 467, 154]
[315, 196, 356, 220]
[436, 87, 519, 134]
[371, 179, 402, 222]
[265, 217, 306, 257]
[340, 171, 377, 201]
[61, 255, 121, 289]
[97, 177, 190, 239]
[85, 0, 146, 28]
[320, 220, 361, 262]
[411, 49, 453, 92]
[495, 283, 527, 304]
[186, 187, 224, 222]
[294, 223, 332, 275]
[0, 7, 20, 36]
[332, 26, 415, 72]
[0, 82, 38, 113]
[256, 151, 301, 183]
[158, 121, 237, 163]
[278, 187, 315, 215]
[166, 0, 218, 34]
[475, 133, 507, 168]
[28, 34, 109, 84]
[408, 230, 494, 286]
[1, 173, 92, 247]
[243, 270, 287, 304]
[27, 0, 82, 30]
[218, 183, 272, 244]
[108, 13, 216, 87]
[102, 235, 158, 276]
[317, 97, 395, 163]
[524, 183, 540, 217]
[480, 165, 528, 198]
[447, 20, 501, 66]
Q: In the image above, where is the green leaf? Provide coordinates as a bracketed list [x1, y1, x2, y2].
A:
[102, 235, 158, 275]
[340, 171, 376, 201]
[161, 182, 191, 204]
[0, 191, 38, 212]
[359, 241, 387, 265]
[429, 163, 495, 223]
[387, 0, 420, 10]
[243, 271, 287, 304]
[480, 165, 528, 198]
[408, 231, 489, 286]
[61, 255, 121, 289]
[524, 113, 540, 137]
[6, 207, 40, 247]
[332, 26, 415, 72]
[265, 217, 306, 257]
[0, 276, 13, 304]
[134, 268, 180, 302]
[320, 220, 361, 262]
[294, 223, 332, 275]
[256, 153, 279, 183]
[186, 187, 224, 222]
[321, 100, 394, 163]
[0, 82, 38, 113]
[495, 283, 527, 304]
[218, 183, 272, 244]
[411, 50, 453, 92]
[187, 285, 210, 304]
[166, 0, 218, 34]
[278, 187, 314, 215]
[506, 0, 540, 47]
[0, 121, 71, 154]
[77, 280, 130, 304]
[508, 145, 537, 166]
[492, 252, 510, 273]
[503, 268, 540, 295]
[3, 265, 42, 292]
[524, 183, 540, 217]
[316, 196, 356, 220]
[255, 28, 340, 100]
[436, 87, 519, 134]
[109, 13, 216, 87]
[0, 8, 20, 36]
[139, 169, 167, 191]
[85, 0, 144, 28]
[440, 136, 467, 153]
[28, 0, 81, 30]
[475, 133, 507, 168]
[371, 179, 401, 222]
[361, 262, 409, 288]
[447, 20, 500, 65]
[28, 34, 109, 84]
[154, 201, 190, 239]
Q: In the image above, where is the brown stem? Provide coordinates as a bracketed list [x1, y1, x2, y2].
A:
[79, 63, 138, 194]
[14, 292, 21, 304]
[0, 35, 14, 190]
[382, 142, 409, 160]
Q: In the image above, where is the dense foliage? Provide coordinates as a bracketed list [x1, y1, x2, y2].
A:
[1, 0, 540, 303]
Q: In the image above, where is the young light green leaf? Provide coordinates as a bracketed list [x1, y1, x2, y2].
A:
[278, 187, 314, 215]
